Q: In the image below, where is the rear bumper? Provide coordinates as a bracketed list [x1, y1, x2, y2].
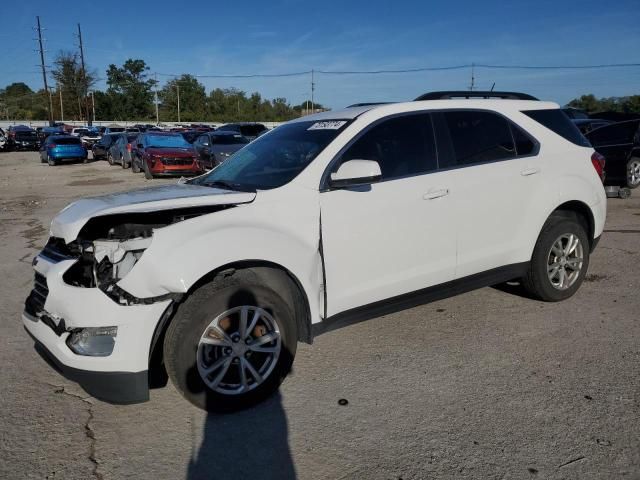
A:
[25, 325, 149, 404]
[50, 151, 87, 159]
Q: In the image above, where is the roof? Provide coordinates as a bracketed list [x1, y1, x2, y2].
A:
[291, 98, 558, 124]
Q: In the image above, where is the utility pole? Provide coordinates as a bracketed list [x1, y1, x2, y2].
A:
[59, 89, 64, 121]
[35, 16, 54, 125]
[311, 69, 315, 113]
[176, 84, 180, 123]
[154, 72, 159, 125]
[77, 23, 90, 124]
[469, 63, 475, 91]
[90, 91, 95, 123]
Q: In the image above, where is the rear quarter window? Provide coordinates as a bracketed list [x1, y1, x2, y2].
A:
[523, 109, 591, 147]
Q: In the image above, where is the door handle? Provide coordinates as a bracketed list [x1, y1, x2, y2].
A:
[423, 188, 449, 200]
[521, 167, 540, 176]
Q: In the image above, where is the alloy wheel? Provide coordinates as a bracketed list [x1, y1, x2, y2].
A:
[628, 159, 640, 187]
[547, 233, 584, 290]
[196, 305, 281, 395]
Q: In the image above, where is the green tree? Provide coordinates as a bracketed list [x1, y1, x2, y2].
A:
[568, 94, 640, 114]
[106, 59, 156, 120]
[51, 51, 95, 121]
[159, 75, 207, 122]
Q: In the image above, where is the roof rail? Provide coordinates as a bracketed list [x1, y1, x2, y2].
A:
[415, 91, 538, 101]
[346, 102, 393, 108]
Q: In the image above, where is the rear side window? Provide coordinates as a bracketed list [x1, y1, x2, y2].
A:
[586, 120, 640, 148]
[339, 113, 437, 180]
[523, 109, 590, 147]
[437, 111, 516, 167]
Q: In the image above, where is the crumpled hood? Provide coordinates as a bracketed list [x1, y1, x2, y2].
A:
[51, 183, 256, 242]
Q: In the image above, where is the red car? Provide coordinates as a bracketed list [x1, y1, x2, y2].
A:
[131, 132, 202, 179]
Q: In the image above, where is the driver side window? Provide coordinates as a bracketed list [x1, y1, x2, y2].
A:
[338, 113, 437, 181]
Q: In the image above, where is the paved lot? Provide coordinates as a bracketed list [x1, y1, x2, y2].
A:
[1, 150, 639, 480]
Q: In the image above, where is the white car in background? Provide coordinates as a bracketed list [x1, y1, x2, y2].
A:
[24, 91, 606, 411]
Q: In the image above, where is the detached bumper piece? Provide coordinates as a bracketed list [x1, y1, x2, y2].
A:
[25, 326, 149, 404]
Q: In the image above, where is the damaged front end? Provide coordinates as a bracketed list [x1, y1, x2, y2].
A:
[58, 206, 230, 305]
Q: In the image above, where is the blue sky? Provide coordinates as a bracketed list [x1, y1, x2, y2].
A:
[1, 0, 639, 109]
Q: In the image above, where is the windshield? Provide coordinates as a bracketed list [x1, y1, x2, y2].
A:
[212, 134, 249, 145]
[108, 127, 125, 133]
[191, 120, 350, 190]
[145, 134, 191, 148]
[16, 131, 37, 139]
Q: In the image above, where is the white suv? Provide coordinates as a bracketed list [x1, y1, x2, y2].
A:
[24, 91, 606, 411]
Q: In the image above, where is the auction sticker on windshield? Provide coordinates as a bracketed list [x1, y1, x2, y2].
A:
[307, 121, 347, 130]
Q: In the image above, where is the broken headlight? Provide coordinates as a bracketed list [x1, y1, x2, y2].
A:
[91, 236, 152, 287]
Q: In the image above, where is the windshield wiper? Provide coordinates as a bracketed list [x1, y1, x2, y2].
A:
[201, 180, 255, 192]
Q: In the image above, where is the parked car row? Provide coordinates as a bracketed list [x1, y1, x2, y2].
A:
[93, 129, 254, 178]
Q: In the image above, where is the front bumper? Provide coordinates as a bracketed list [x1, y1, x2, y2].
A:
[23, 254, 171, 403]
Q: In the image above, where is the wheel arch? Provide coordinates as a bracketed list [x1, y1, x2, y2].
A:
[549, 200, 596, 249]
[147, 260, 313, 388]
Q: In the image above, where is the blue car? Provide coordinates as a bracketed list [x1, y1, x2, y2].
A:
[39, 135, 87, 166]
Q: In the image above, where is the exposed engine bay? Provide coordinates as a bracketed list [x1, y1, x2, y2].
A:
[54, 206, 232, 304]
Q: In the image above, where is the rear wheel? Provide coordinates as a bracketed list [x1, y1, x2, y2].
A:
[47, 155, 56, 166]
[626, 157, 640, 189]
[164, 270, 297, 412]
[522, 214, 590, 301]
[120, 154, 127, 168]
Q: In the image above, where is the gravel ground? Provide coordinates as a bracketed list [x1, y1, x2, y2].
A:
[1, 151, 638, 480]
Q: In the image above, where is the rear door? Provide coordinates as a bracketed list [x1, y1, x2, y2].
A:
[432, 109, 543, 277]
[320, 112, 457, 316]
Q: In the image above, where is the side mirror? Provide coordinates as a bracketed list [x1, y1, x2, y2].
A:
[329, 159, 382, 188]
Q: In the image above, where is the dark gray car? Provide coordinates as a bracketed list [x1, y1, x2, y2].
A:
[193, 131, 249, 169]
[107, 133, 139, 168]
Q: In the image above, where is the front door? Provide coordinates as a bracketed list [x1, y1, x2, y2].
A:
[320, 112, 457, 317]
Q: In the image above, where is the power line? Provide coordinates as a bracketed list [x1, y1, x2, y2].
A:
[151, 62, 640, 80]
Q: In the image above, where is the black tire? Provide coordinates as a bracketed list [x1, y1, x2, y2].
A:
[143, 160, 153, 179]
[121, 155, 129, 169]
[47, 155, 56, 166]
[522, 214, 590, 302]
[164, 269, 297, 412]
[626, 157, 640, 189]
[131, 158, 141, 173]
[107, 152, 114, 165]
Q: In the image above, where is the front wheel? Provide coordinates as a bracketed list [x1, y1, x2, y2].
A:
[164, 270, 297, 412]
[107, 152, 114, 165]
[626, 157, 640, 189]
[522, 215, 590, 301]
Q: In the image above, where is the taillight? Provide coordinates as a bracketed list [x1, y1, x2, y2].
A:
[591, 152, 606, 182]
[127, 143, 132, 152]
[49, 143, 57, 148]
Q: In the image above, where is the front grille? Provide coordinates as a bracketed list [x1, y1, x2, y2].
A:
[161, 157, 193, 166]
[25, 272, 48, 317]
